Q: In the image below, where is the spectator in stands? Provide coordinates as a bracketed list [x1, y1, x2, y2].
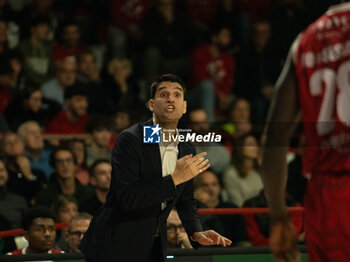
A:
[41, 58, 77, 106]
[53, 194, 78, 252]
[167, 209, 192, 248]
[68, 139, 89, 185]
[234, 20, 281, 123]
[222, 134, 263, 207]
[4, 85, 61, 131]
[0, 158, 27, 229]
[35, 148, 94, 207]
[243, 189, 304, 246]
[80, 160, 111, 216]
[46, 83, 89, 134]
[7, 207, 64, 255]
[1, 132, 46, 202]
[76, 50, 105, 115]
[65, 213, 92, 253]
[85, 116, 112, 166]
[188, 108, 231, 176]
[17, 14, 54, 86]
[222, 98, 253, 139]
[106, 0, 151, 59]
[103, 58, 145, 116]
[53, 20, 86, 62]
[194, 170, 249, 246]
[190, 23, 235, 121]
[0, 114, 9, 132]
[17, 121, 52, 179]
[142, 0, 200, 87]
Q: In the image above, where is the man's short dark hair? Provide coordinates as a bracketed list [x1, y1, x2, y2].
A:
[22, 207, 56, 230]
[149, 74, 186, 99]
[49, 147, 77, 168]
[64, 83, 88, 100]
[86, 116, 111, 133]
[30, 14, 51, 28]
[89, 159, 111, 177]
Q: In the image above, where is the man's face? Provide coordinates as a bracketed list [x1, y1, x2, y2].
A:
[65, 219, 91, 253]
[66, 95, 88, 117]
[90, 162, 111, 191]
[31, 24, 50, 42]
[57, 202, 78, 223]
[0, 160, 8, 186]
[57, 60, 76, 87]
[55, 150, 76, 180]
[24, 218, 56, 253]
[78, 54, 95, 76]
[23, 122, 44, 151]
[198, 171, 221, 202]
[63, 25, 80, 47]
[213, 28, 231, 51]
[189, 109, 209, 135]
[167, 210, 185, 248]
[92, 129, 111, 148]
[2, 133, 24, 157]
[253, 22, 271, 49]
[25, 90, 42, 113]
[231, 99, 250, 122]
[148, 81, 187, 123]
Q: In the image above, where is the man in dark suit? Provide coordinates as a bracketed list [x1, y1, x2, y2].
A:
[79, 74, 231, 261]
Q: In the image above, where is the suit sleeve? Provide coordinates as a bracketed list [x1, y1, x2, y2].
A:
[176, 145, 203, 247]
[113, 131, 178, 211]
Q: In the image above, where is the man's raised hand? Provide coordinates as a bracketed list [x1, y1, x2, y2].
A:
[171, 152, 210, 186]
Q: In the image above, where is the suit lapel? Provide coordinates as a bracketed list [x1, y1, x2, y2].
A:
[140, 119, 162, 179]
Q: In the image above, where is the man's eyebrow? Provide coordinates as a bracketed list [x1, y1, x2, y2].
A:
[157, 86, 183, 92]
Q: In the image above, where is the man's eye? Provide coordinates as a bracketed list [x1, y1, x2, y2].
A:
[160, 93, 167, 97]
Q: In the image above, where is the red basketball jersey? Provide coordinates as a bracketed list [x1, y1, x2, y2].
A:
[292, 2, 350, 175]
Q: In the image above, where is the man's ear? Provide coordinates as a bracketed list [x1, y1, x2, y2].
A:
[148, 99, 154, 112]
[183, 101, 187, 114]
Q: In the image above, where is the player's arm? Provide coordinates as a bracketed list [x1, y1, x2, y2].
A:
[262, 50, 301, 261]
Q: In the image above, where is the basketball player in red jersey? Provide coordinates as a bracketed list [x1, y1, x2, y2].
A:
[263, 1, 350, 261]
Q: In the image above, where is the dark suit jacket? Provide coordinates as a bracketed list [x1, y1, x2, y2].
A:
[79, 119, 203, 261]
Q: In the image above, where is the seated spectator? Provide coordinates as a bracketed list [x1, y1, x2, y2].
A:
[17, 14, 54, 87]
[103, 58, 145, 116]
[35, 148, 94, 207]
[190, 23, 235, 121]
[188, 108, 230, 176]
[222, 134, 263, 207]
[68, 139, 89, 185]
[52, 194, 78, 252]
[53, 20, 86, 62]
[234, 20, 281, 123]
[1, 132, 46, 202]
[4, 85, 61, 131]
[18, 121, 53, 179]
[194, 170, 249, 246]
[46, 84, 89, 134]
[0, 158, 27, 229]
[41, 58, 77, 106]
[243, 190, 304, 246]
[0, 114, 9, 132]
[76, 50, 105, 114]
[85, 116, 112, 166]
[65, 213, 92, 253]
[0, 19, 9, 56]
[80, 160, 111, 216]
[141, 0, 200, 88]
[7, 207, 64, 255]
[167, 209, 192, 249]
[0, 54, 16, 113]
[109, 110, 132, 150]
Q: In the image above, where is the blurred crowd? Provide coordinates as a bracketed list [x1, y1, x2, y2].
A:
[0, 0, 326, 256]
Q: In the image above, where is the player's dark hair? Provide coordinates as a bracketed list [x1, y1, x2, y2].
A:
[22, 207, 56, 230]
[149, 74, 186, 99]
